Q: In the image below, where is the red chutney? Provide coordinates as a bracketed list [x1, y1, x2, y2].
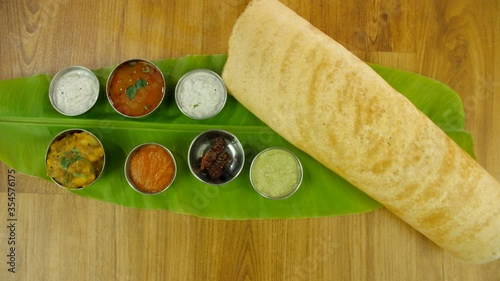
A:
[107, 60, 165, 117]
[129, 144, 176, 193]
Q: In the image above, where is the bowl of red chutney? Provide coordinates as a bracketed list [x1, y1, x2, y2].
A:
[124, 143, 177, 195]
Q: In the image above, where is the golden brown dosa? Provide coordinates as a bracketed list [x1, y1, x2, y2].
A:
[222, 0, 500, 264]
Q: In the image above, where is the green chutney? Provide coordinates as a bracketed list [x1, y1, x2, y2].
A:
[250, 148, 302, 199]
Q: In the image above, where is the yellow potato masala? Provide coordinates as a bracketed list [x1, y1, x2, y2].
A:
[46, 131, 104, 189]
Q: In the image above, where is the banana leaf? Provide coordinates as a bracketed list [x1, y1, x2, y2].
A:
[0, 55, 474, 219]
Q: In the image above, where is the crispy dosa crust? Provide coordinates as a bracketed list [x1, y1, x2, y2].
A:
[222, 0, 500, 264]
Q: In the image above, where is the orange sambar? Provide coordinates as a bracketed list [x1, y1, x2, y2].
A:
[107, 59, 165, 117]
[128, 144, 176, 194]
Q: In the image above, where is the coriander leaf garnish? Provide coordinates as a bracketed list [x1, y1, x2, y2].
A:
[60, 148, 82, 170]
[142, 66, 150, 73]
[126, 85, 137, 100]
[125, 79, 147, 100]
[136, 79, 146, 89]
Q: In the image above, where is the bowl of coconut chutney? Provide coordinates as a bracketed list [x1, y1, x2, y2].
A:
[48, 66, 100, 116]
[175, 69, 227, 119]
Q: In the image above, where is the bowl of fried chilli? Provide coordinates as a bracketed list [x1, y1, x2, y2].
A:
[45, 129, 105, 190]
[188, 129, 245, 185]
[106, 58, 165, 118]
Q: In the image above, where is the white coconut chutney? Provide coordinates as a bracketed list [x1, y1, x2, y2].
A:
[50, 67, 99, 116]
[175, 69, 227, 119]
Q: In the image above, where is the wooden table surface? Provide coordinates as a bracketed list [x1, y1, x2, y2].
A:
[1, 0, 499, 280]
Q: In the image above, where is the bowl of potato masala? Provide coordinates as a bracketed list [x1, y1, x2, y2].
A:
[45, 129, 105, 190]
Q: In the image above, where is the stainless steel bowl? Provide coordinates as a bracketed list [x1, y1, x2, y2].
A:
[48, 66, 100, 116]
[249, 147, 303, 200]
[124, 143, 177, 195]
[106, 58, 166, 118]
[175, 69, 227, 119]
[188, 129, 244, 185]
[45, 128, 105, 190]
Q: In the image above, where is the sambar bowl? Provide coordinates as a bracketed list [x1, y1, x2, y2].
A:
[106, 59, 165, 118]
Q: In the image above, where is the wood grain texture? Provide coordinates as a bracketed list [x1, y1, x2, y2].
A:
[0, 0, 499, 280]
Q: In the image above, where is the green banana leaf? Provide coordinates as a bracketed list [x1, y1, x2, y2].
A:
[0, 55, 474, 219]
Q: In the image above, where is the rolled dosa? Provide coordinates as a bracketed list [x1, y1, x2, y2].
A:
[222, 0, 500, 264]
